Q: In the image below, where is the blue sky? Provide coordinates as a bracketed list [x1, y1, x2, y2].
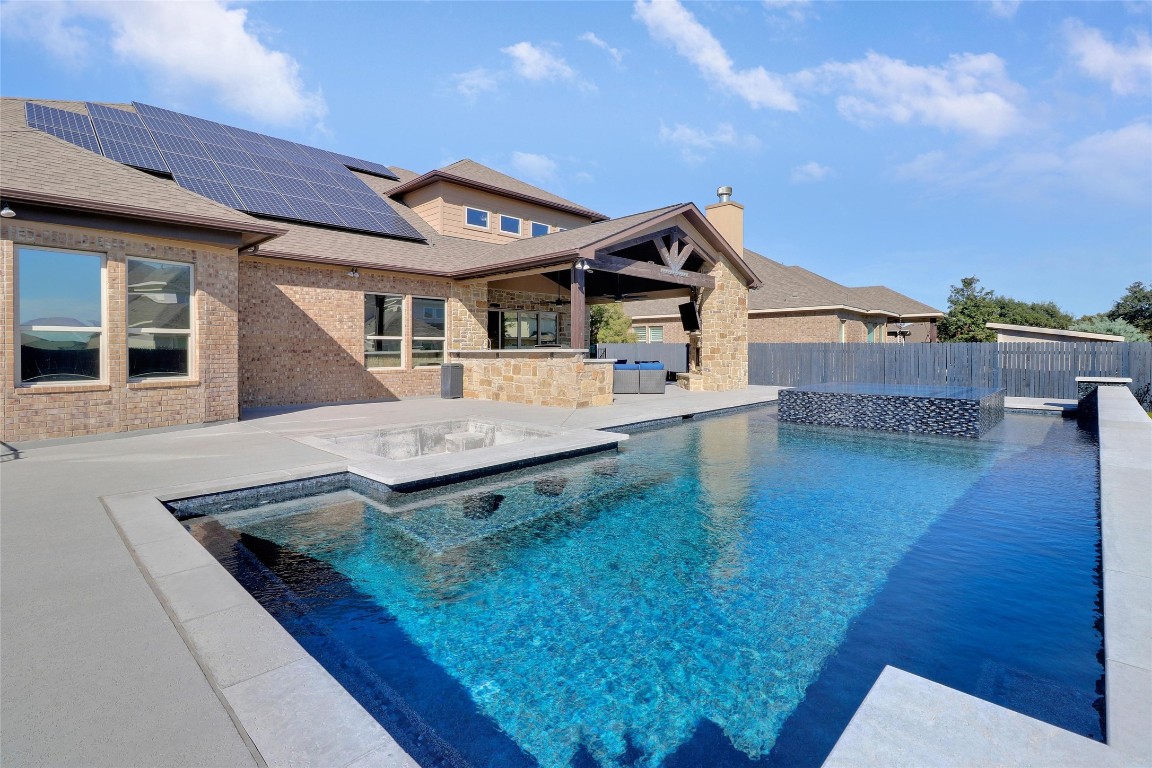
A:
[2, 1, 1149, 316]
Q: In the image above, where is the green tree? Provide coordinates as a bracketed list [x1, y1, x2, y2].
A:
[993, 297, 1072, 329]
[1070, 315, 1149, 342]
[938, 276, 997, 342]
[1107, 281, 1152, 335]
[589, 304, 636, 343]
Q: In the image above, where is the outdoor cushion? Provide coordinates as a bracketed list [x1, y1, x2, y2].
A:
[637, 362, 664, 370]
[614, 363, 640, 370]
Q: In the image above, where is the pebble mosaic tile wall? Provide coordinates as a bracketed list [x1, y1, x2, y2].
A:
[778, 388, 1006, 438]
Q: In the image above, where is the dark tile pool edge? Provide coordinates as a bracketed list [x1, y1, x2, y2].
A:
[822, 387, 1151, 768]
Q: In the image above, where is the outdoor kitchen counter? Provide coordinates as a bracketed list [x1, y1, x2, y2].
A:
[451, 351, 614, 408]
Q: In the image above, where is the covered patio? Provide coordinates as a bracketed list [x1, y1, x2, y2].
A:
[445, 202, 761, 408]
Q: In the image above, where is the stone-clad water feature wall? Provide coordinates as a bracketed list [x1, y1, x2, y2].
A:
[778, 383, 1006, 438]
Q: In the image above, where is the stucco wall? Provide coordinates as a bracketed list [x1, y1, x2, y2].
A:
[2, 221, 238, 443]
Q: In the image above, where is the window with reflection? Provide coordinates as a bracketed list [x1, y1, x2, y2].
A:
[500, 215, 521, 235]
[364, 293, 403, 368]
[465, 207, 489, 229]
[17, 247, 104, 383]
[411, 297, 446, 366]
[487, 310, 560, 348]
[531, 221, 549, 237]
[127, 258, 193, 378]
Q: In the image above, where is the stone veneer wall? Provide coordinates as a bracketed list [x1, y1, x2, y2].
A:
[459, 354, 612, 408]
[239, 256, 451, 407]
[1, 221, 238, 443]
[778, 388, 1006, 438]
[693, 258, 749, 391]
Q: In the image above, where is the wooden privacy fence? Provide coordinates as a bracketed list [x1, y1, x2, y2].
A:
[748, 342, 1152, 401]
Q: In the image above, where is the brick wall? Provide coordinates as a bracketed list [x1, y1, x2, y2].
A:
[747, 311, 875, 343]
[1, 221, 238, 443]
[238, 256, 462, 408]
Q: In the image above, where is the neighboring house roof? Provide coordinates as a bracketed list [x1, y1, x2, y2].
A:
[627, 249, 942, 319]
[0, 99, 284, 245]
[986, 323, 1125, 342]
[384, 158, 609, 222]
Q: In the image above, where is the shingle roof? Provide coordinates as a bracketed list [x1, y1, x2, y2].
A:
[1, 99, 282, 241]
[385, 158, 609, 221]
[626, 249, 942, 318]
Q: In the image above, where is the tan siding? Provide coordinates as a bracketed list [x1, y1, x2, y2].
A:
[436, 183, 594, 244]
[403, 183, 444, 233]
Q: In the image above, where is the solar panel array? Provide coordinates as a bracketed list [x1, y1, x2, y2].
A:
[23, 101, 423, 241]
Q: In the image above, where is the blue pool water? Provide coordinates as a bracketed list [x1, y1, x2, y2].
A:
[179, 409, 1102, 767]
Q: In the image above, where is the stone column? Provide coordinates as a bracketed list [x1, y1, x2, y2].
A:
[696, 258, 749, 390]
[448, 282, 489, 350]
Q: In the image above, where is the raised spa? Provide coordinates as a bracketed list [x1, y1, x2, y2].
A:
[324, 419, 558, 461]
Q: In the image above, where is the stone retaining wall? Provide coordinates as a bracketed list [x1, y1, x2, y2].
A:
[459, 354, 612, 408]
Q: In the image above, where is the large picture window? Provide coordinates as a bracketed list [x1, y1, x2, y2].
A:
[17, 247, 104, 383]
[364, 293, 403, 368]
[127, 258, 193, 379]
[411, 297, 446, 366]
[487, 310, 560, 348]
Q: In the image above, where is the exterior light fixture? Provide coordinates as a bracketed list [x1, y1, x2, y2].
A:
[0, 205, 15, 218]
[348, 268, 360, 278]
[575, 258, 593, 273]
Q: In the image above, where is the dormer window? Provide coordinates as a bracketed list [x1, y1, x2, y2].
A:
[465, 207, 489, 229]
[500, 215, 522, 235]
[531, 222, 549, 237]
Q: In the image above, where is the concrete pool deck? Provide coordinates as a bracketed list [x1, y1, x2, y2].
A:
[4, 384, 1147, 767]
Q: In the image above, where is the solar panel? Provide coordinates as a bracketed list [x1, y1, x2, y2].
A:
[38, 125, 103, 154]
[138, 115, 198, 140]
[86, 102, 141, 125]
[150, 131, 207, 156]
[162, 152, 225, 181]
[171, 175, 243, 208]
[232, 186, 296, 218]
[91, 117, 154, 147]
[264, 174, 317, 198]
[99, 139, 170, 173]
[25, 99, 419, 239]
[216, 164, 271, 189]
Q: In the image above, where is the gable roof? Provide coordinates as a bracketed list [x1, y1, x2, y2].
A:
[0, 99, 284, 245]
[384, 158, 609, 222]
[626, 248, 942, 319]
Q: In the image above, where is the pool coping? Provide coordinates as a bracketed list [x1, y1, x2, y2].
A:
[823, 385, 1151, 767]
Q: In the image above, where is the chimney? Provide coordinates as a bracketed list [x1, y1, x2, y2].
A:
[705, 185, 743, 257]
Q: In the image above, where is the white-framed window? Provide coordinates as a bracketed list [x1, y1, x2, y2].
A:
[500, 215, 521, 235]
[364, 293, 404, 368]
[127, 257, 194, 379]
[411, 297, 446, 366]
[16, 246, 106, 384]
[465, 207, 489, 229]
[635, 325, 664, 343]
[531, 221, 549, 238]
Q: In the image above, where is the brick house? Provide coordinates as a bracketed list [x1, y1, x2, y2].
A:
[1, 98, 762, 443]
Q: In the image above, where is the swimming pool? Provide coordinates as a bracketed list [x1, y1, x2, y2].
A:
[173, 408, 1102, 767]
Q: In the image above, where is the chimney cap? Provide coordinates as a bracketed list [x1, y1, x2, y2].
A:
[716, 186, 733, 203]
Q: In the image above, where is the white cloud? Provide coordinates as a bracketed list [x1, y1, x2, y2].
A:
[815, 52, 1026, 139]
[790, 161, 833, 183]
[659, 121, 761, 163]
[983, 1, 1021, 20]
[574, 170, 595, 183]
[0, 1, 93, 68]
[454, 67, 501, 99]
[0, 1, 326, 125]
[634, 0, 798, 111]
[510, 151, 559, 185]
[1064, 19, 1152, 96]
[579, 32, 624, 64]
[895, 120, 1152, 207]
[502, 41, 577, 82]
[763, 0, 816, 25]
